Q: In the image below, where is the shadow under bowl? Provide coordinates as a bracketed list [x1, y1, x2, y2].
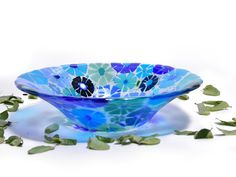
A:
[9, 101, 190, 142]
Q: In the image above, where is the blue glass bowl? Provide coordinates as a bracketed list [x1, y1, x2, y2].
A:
[15, 63, 203, 132]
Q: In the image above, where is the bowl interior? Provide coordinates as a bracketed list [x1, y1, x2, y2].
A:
[15, 63, 203, 98]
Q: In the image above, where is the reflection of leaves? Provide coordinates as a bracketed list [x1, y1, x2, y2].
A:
[196, 103, 210, 115]
[175, 130, 197, 135]
[217, 128, 236, 136]
[203, 85, 220, 96]
[216, 118, 236, 127]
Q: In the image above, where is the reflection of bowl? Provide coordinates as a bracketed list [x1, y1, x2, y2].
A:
[15, 63, 202, 132]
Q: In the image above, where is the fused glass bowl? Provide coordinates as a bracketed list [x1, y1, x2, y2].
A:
[15, 63, 203, 132]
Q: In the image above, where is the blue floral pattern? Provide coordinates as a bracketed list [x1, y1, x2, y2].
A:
[17, 63, 193, 98]
[139, 75, 159, 92]
[88, 63, 115, 86]
[63, 64, 87, 76]
[15, 63, 203, 132]
[136, 64, 154, 78]
[113, 73, 137, 92]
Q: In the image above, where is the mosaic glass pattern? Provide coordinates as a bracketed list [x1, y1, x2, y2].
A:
[15, 63, 203, 132]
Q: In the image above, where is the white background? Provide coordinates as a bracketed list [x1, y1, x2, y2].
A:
[0, 0, 236, 177]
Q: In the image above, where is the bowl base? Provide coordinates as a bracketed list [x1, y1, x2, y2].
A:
[9, 101, 190, 142]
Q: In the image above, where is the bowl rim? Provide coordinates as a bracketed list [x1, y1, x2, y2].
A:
[15, 63, 203, 100]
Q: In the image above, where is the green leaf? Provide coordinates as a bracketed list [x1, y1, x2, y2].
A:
[0, 95, 23, 113]
[87, 138, 110, 150]
[0, 96, 9, 103]
[96, 136, 115, 143]
[196, 103, 210, 115]
[44, 135, 77, 146]
[196, 101, 231, 115]
[45, 123, 59, 134]
[139, 137, 161, 145]
[116, 135, 133, 145]
[44, 134, 61, 144]
[178, 95, 189, 100]
[44, 135, 54, 143]
[129, 135, 143, 144]
[5, 136, 23, 146]
[194, 129, 214, 139]
[203, 101, 231, 112]
[0, 137, 4, 144]
[59, 138, 77, 146]
[175, 130, 197, 135]
[3, 100, 19, 112]
[0, 95, 23, 104]
[0, 110, 8, 120]
[28, 145, 55, 155]
[116, 135, 143, 145]
[0, 128, 4, 138]
[116, 135, 160, 145]
[216, 118, 236, 127]
[136, 80, 141, 87]
[28, 95, 38, 99]
[0, 95, 17, 103]
[203, 85, 220, 96]
[0, 120, 11, 128]
[9, 96, 24, 103]
[217, 128, 236, 136]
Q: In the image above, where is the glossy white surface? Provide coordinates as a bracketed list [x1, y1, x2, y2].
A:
[0, 1, 236, 177]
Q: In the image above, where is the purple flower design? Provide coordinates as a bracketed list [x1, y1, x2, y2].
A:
[153, 65, 174, 75]
[111, 63, 140, 73]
